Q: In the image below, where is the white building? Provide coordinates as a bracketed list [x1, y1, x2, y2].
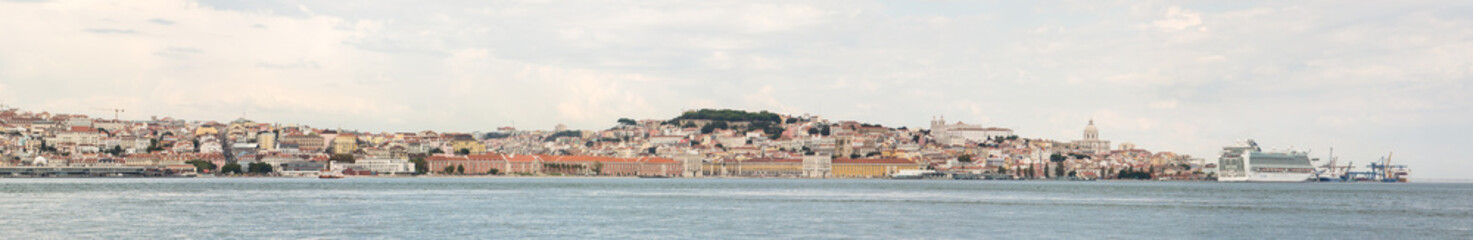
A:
[802, 154, 832, 178]
[929, 116, 1014, 145]
[341, 158, 413, 175]
[55, 127, 101, 145]
[1070, 120, 1111, 154]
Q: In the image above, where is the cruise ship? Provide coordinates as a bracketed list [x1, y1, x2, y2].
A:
[1216, 140, 1315, 182]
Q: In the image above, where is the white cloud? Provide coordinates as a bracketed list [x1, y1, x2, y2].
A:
[739, 3, 834, 33]
[1104, 71, 1172, 86]
[742, 85, 799, 114]
[1148, 6, 1202, 32]
[0, 83, 12, 106]
[1149, 100, 1178, 110]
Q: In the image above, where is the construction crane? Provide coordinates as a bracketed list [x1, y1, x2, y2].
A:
[92, 108, 125, 120]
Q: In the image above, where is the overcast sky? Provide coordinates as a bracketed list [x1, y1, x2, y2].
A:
[2, 0, 1470, 179]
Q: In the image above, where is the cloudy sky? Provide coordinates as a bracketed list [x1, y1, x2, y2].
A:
[2, 0, 1470, 179]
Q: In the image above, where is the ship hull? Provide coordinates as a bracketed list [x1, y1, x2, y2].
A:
[1218, 172, 1312, 182]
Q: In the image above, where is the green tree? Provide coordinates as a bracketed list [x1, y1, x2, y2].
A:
[997, 166, 1006, 174]
[247, 162, 273, 175]
[456, 165, 465, 174]
[330, 154, 356, 164]
[443, 166, 456, 174]
[221, 162, 243, 175]
[592, 161, 603, 175]
[700, 121, 729, 134]
[429, 148, 445, 154]
[186, 159, 216, 173]
[488, 168, 500, 175]
[672, 109, 781, 122]
[410, 157, 428, 174]
[147, 138, 163, 152]
[1055, 162, 1066, 178]
[1050, 153, 1067, 162]
[458, 148, 471, 155]
[958, 155, 973, 163]
[108, 145, 124, 156]
[617, 118, 637, 125]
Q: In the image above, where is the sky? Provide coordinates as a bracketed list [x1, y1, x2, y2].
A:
[1, 0, 1470, 179]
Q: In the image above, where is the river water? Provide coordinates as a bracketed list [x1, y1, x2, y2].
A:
[0, 178, 1469, 239]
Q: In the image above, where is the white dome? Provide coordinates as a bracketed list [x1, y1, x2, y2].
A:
[32, 156, 47, 166]
[1083, 120, 1099, 140]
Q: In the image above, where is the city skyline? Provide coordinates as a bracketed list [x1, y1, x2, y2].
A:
[2, 0, 1469, 179]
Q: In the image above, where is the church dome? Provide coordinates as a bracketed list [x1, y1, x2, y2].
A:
[1083, 120, 1099, 140]
[32, 156, 47, 166]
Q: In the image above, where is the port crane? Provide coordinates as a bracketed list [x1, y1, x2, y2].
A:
[1313, 148, 1354, 181]
[1347, 152, 1409, 182]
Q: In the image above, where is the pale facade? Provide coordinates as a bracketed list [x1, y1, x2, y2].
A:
[929, 116, 1013, 145]
[1070, 120, 1111, 154]
[802, 154, 832, 178]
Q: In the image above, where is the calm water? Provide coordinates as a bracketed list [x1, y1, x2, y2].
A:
[0, 178, 1469, 239]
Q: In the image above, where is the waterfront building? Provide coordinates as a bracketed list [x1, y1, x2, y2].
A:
[802, 154, 832, 178]
[831, 158, 921, 178]
[278, 161, 325, 176]
[426, 154, 502, 174]
[732, 158, 802, 177]
[341, 158, 414, 175]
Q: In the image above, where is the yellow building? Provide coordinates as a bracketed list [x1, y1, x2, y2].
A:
[194, 126, 219, 136]
[449, 134, 485, 155]
[831, 158, 920, 178]
[732, 158, 802, 177]
[332, 134, 358, 155]
[256, 131, 276, 150]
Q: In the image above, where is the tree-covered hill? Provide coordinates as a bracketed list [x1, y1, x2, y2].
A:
[671, 109, 782, 123]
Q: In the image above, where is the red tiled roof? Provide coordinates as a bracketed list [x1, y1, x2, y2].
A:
[743, 158, 801, 163]
[640, 157, 678, 164]
[833, 158, 917, 165]
[503, 154, 540, 163]
[467, 154, 506, 161]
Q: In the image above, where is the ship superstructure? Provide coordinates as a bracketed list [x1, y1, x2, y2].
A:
[1217, 140, 1315, 182]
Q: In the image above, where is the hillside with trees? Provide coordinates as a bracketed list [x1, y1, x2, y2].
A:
[671, 109, 781, 123]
